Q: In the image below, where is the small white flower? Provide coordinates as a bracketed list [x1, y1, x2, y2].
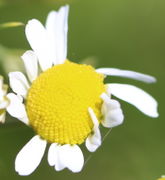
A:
[0, 76, 9, 123]
[7, 5, 159, 176]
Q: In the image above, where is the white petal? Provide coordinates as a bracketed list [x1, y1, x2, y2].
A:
[48, 143, 65, 171]
[58, 145, 84, 173]
[86, 108, 101, 152]
[88, 107, 99, 127]
[21, 50, 38, 82]
[6, 93, 29, 125]
[15, 135, 47, 176]
[25, 19, 52, 71]
[102, 108, 124, 128]
[46, 5, 69, 65]
[55, 161, 65, 171]
[101, 93, 124, 128]
[48, 143, 58, 166]
[45, 12, 57, 65]
[85, 127, 101, 152]
[96, 68, 156, 83]
[9, 72, 29, 98]
[19, 116, 29, 126]
[107, 83, 159, 118]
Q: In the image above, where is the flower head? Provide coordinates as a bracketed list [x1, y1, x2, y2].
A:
[7, 5, 159, 176]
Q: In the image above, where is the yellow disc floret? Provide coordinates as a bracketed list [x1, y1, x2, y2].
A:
[26, 61, 105, 145]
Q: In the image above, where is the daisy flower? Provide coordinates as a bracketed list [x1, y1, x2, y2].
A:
[0, 76, 9, 123]
[7, 5, 158, 176]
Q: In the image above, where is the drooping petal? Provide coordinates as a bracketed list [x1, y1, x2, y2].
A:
[58, 145, 84, 173]
[48, 143, 65, 171]
[25, 19, 52, 71]
[6, 93, 29, 125]
[21, 50, 38, 82]
[88, 107, 99, 127]
[46, 5, 69, 65]
[101, 93, 124, 128]
[85, 127, 101, 152]
[9, 72, 29, 98]
[15, 135, 47, 176]
[107, 83, 159, 118]
[96, 68, 156, 83]
[85, 108, 101, 152]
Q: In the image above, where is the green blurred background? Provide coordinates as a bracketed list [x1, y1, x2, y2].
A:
[0, 0, 164, 179]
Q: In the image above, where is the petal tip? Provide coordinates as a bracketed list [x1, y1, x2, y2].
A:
[150, 111, 159, 118]
[26, 19, 38, 26]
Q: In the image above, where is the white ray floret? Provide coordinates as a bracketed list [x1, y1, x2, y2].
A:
[101, 93, 124, 128]
[25, 5, 69, 71]
[15, 135, 47, 176]
[9, 72, 29, 98]
[46, 5, 69, 65]
[25, 19, 53, 71]
[6, 93, 29, 125]
[96, 68, 156, 83]
[48, 143, 65, 171]
[21, 50, 38, 82]
[48, 143, 85, 173]
[48, 143, 84, 172]
[57, 144, 84, 173]
[85, 107, 101, 152]
[52, 145, 66, 171]
[48, 143, 59, 167]
[107, 83, 158, 118]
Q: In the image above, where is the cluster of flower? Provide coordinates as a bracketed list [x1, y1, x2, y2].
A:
[0, 5, 158, 176]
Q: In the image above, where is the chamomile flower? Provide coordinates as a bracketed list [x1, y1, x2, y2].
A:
[7, 5, 158, 176]
[0, 76, 9, 123]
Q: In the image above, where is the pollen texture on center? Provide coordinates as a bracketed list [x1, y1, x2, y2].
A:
[26, 61, 105, 145]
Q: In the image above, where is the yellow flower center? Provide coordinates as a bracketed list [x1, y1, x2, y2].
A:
[26, 61, 105, 145]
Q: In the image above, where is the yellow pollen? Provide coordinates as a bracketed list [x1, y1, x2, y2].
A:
[26, 61, 105, 145]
